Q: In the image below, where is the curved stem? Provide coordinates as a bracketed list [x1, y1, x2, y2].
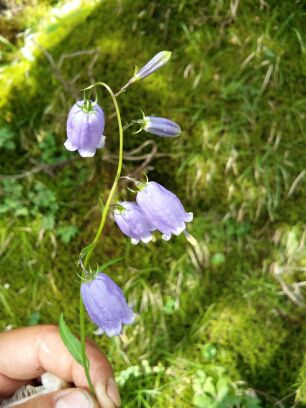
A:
[82, 83, 124, 265]
[79, 82, 124, 394]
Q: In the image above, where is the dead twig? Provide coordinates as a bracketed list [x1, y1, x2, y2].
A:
[36, 42, 79, 98]
[275, 274, 305, 308]
[0, 141, 159, 181]
[0, 158, 78, 180]
[37, 43, 100, 98]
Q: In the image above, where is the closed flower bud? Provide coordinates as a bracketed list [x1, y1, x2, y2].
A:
[140, 116, 181, 137]
[65, 100, 105, 158]
[136, 182, 193, 241]
[81, 273, 135, 337]
[127, 51, 171, 86]
[114, 201, 154, 244]
[135, 51, 171, 80]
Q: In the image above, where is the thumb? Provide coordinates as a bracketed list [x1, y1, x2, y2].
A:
[13, 388, 98, 408]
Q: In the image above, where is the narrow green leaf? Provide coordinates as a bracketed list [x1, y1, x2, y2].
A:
[98, 196, 104, 210]
[80, 242, 95, 258]
[59, 314, 88, 368]
[97, 257, 123, 273]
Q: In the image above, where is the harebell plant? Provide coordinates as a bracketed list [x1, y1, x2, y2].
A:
[60, 51, 193, 395]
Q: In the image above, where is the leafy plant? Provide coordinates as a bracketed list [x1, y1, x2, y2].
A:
[56, 225, 79, 243]
[192, 368, 262, 408]
[0, 126, 15, 150]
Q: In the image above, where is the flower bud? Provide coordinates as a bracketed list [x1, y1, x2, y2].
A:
[65, 100, 105, 158]
[136, 51, 171, 80]
[81, 273, 135, 337]
[129, 51, 171, 84]
[140, 116, 181, 137]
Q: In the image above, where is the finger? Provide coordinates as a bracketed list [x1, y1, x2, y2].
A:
[0, 373, 28, 397]
[12, 388, 98, 408]
[0, 326, 121, 408]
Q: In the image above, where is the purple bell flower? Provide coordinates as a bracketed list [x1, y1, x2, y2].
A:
[136, 182, 193, 241]
[65, 100, 105, 157]
[81, 273, 135, 337]
[141, 116, 181, 137]
[114, 201, 154, 244]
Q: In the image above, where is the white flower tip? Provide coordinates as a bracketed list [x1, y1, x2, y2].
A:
[78, 148, 96, 157]
[64, 139, 77, 151]
[97, 135, 106, 148]
[94, 327, 104, 336]
[172, 223, 186, 236]
[124, 311, 137, 325]
[185, 212, 193, 222]
[131, 238, 139, 245]
[141, 235, 153, 244]
[162, 233, 171, 241]
[104, 323, 122, 337]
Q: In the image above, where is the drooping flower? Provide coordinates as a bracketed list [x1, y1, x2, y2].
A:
[136, 181, 193, 241]
[65, 100, 105, 157]
[113, 201, 154, 244]
[81, 273, 135, 337]
[139, 116, 181, 137]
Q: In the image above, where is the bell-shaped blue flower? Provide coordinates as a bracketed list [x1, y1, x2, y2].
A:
[65, 100, 105, 157]
[114, 201, 154, 244]
[81, 273, 135, 337]
[136, 182, 193, 241]
[140, 116, 181, 137]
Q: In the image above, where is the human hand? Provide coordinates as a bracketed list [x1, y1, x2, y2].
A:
[0, 325, 121, 408]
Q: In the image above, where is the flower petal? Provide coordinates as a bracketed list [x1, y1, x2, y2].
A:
[94, 327, 104, 336]
[103, 322, 122, 337]
[64, 139, 77, 151]
[97, 135, 106, 148]
[78, 148, 96, 157]
[184, 212, 193, 222]
[141, 235, 153, 243]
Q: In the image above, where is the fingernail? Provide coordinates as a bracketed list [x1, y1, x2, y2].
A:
[107, 378, 121, 407]
[55, 389, 94, 408]
[95, 378, 121, 408]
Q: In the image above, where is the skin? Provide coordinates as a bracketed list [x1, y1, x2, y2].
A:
[0, 325, 120, 408]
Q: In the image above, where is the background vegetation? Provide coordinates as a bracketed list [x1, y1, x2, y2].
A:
[0, 0, 305, 406]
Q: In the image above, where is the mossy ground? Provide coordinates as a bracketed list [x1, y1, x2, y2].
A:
[0, 0, 305, 406]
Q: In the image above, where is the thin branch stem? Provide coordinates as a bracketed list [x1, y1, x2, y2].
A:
[78, 82, 124, 394]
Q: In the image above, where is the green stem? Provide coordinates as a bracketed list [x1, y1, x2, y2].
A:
[79, 82, 124, 394]
[79, 295, 94, 394]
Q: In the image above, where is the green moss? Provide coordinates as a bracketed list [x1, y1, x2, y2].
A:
[197, 300, 284, 383]
[297, 355, 306, 403]
[0, 0, 305, 406]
